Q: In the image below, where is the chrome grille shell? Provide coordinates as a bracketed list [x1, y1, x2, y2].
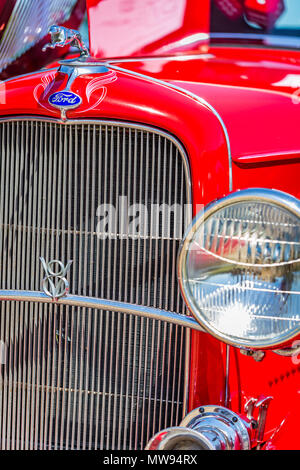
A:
[0, 118, 192, 450]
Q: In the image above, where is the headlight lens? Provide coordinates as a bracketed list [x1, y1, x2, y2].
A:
[178, 189, 300, 349]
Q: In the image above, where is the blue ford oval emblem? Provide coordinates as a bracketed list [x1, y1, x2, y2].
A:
[48, 90, 82, 109]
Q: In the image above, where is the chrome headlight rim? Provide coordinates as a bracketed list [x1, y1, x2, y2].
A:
[178, 188, 300, 350]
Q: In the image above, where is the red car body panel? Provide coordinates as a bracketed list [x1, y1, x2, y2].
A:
[106, 49, 300, 449]
[2, 0, 300, 450]
[112, 49, 300, 170]
[86, 0, 210, 58]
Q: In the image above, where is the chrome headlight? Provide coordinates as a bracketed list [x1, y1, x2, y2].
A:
[178, 188, 300, 349]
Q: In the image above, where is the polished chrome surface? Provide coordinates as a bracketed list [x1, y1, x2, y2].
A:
[52, 57, 112, 120]
[224, 345, 230, 407]
[59, 63, 110, 92]
[274, 343, 300, 356]
[146, 405, 251, 451]
[178, 188, 300, 349]
[0, 118, 191, 450]
[42, 25, 89, 57]
[180, 405, 251, 450]
[40, 259, 73, 299]
[0, 290, 203, 332]
[0, 299, 189, 450]
[0, 0, 78, 73]
[145, 426, 214, 450]
[244, 396, 272, 450]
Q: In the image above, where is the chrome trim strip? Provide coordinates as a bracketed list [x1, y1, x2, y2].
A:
[192, 187, 300, 222]
[224, 345, 230, 408]
[273, 344, 300, 356]
[0, 290, 203, 332]
[105, 63, 233, 192]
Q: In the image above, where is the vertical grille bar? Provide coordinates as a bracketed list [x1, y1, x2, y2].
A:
[0, 119, 191, 450]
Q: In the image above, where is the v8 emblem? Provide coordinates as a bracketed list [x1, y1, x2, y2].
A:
[40, 258, 72, 299]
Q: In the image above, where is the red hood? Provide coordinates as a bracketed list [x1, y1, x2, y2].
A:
[85, 0, 300, 164]
[110, 45, 300, 163]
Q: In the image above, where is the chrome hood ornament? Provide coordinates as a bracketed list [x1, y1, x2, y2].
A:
[42, 25, 89, 57]
[41, 25, 114, 120]
[40, 257, 72, 300]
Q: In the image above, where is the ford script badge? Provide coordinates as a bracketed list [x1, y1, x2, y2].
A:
[48, 90, 82, 118]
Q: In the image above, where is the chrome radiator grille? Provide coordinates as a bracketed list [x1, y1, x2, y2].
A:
[0, 0, 78, 73]
[0, 119, 191, 450]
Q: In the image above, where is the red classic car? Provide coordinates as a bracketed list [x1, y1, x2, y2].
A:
[0, 0, 300, 452]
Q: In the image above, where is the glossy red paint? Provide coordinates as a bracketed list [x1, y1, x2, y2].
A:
[2, 66, 231, 203]
[110, 48, 300, 174]
[1, 62, 231, 442]
[103, 47, 300, 448]
[3, 34, 300, 448]
[228, 347, 300, 449]
[188, 332, 227, 410]
[86, 0, 210, 58]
